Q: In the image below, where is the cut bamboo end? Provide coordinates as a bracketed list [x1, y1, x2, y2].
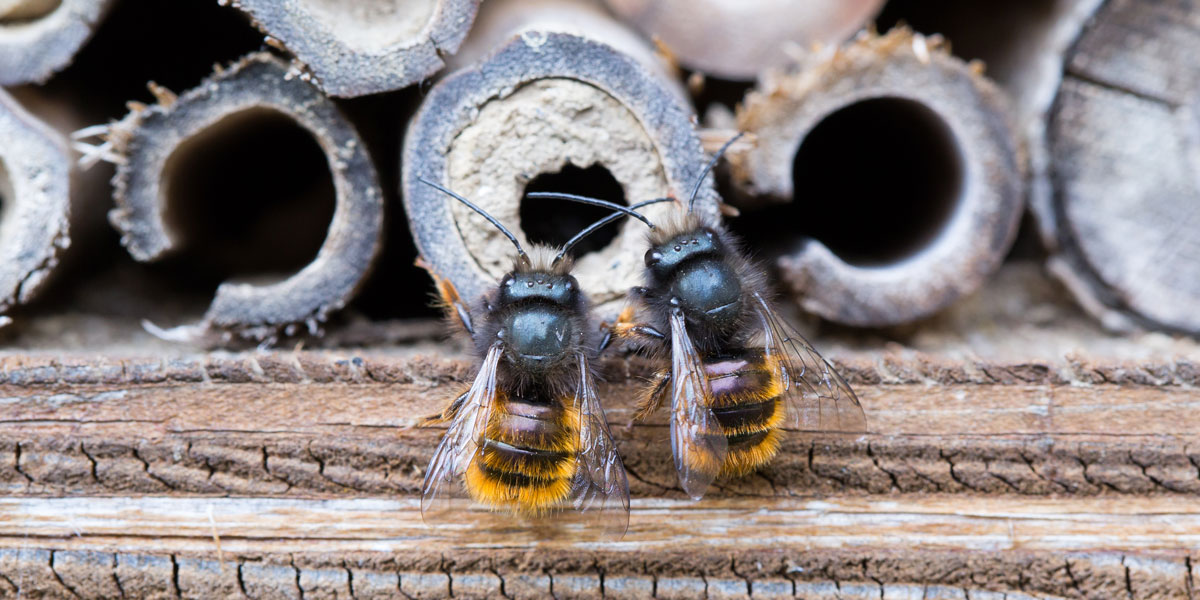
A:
[227, 0, 480, 97]
[603, 0, 885, 80]
[402, 0, 716, 319]
[1044, 0, 1200, 336]
[0, 0, 112, 85]
[732, 28, 1025, 327]
[0, 89, 71, 327]
[107, 53, 384, 342]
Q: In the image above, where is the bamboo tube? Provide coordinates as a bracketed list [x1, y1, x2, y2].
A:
[227, 0, 480, 97]
[0, 89, 71, 329]
[730, 29, 1024, 327]
[403, 0, 716, 319]
[602, 0, 885, 80]
[1043, 0, 1200, 336]
[0, 0, 113, 85]
[106, 53, 384, 342]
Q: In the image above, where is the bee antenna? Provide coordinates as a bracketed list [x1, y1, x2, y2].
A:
[688, 131, 745, 213]
[524, 191, 658, 229]
[553, 197, 672, 265]
[418, 176, 528, 263]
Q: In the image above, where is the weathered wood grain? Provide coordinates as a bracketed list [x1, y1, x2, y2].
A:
[0, 497, 1195, 597]
[0, 352, 1197, 501]
[1045, 0, 1200, 336]
[0, 351, 1195, 596]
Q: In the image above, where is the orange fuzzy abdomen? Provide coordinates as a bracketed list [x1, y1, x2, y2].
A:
[464, 393, 579, 514]
[704, 350, 786, 476]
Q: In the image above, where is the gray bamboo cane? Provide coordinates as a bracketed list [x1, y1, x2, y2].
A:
[0, 89, 71, 328]
[602, 0, 885, 81]
[402, 0, 717, 319]
[730, 29, 1024, 327]
[227, 0, 480, 97]
[107, 53, 383, 342]
[0, 0, 113, 85]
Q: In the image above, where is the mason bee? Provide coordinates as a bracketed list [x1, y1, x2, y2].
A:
[416, 177, 667, 536]
[589, 135, 868, 499]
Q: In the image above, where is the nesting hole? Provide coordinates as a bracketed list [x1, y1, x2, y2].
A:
[733, 97, 963, 266]
[520, 164, 628, 258]
[298, 0, 437, 52]
[0, 0, 62, 24]
[160, 108, 335, 290]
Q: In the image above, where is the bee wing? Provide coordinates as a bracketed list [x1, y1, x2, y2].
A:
[568, 354, 630, 538]
[668, 308, 727, 500]
[420, 342, 504, 522]
[752, 293, 867, 434]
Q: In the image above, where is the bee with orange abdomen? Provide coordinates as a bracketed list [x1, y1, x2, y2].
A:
[592, 135, 867, 499]
[416, 177, 664, 535]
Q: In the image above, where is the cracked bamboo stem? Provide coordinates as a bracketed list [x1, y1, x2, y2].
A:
[0, 0, 114, 85]
[0, 89, 72, 328]
[731, 29, 1024, 327]
[227, 0, 480, 97]
[107, 53, 384, 342]
[403, 0, 715, 319]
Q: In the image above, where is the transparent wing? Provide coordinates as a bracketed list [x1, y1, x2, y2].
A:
[420, 342, 504, 523]
[668, 309, 727, 500]
[568, 354, 631, 539]
[752, 293, 867, 434]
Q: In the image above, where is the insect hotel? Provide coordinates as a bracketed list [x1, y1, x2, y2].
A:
[0, 0, 1197, 597]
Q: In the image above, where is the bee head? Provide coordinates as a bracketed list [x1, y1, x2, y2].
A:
[646, 227, 743, 329]
[643, 227, 722, 278]
[496, 271, 580, 373]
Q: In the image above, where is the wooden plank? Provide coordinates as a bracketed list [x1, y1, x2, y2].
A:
[0, 352, 1195, 501]
[0, 352, 1194, 596]
[0, 497, 1195, 597]
[5, 495, 1200, 553]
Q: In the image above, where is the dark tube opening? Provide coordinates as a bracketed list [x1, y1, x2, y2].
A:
[521, 164, 628, 258]
[735, 97, 964, 267]
[160, 108, 335, 292]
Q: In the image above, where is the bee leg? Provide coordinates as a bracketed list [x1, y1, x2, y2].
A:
[416, 257, 474, 336]
[421, 391, 469, 426]
[600, 303, 666, 352]
[633, 373, 670, 421]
